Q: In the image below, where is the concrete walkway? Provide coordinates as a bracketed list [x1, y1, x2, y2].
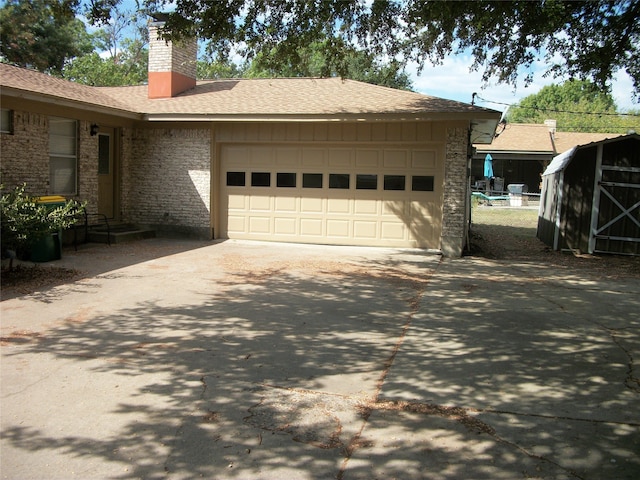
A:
[1, 239, 638, 479]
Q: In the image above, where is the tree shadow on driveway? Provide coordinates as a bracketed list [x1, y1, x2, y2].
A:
[1, 243, 639, 479]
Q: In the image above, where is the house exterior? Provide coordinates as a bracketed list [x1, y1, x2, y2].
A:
[1, 21, 500, 257]
[537, 134, 640, 256]
[473, 122, 622, 193]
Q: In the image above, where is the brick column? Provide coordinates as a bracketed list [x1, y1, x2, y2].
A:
[441, 126, 469, 257]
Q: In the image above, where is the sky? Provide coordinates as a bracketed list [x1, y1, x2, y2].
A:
[406, 55, 639, 114]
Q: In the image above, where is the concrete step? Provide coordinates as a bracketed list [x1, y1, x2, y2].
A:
[87, 224, 156, 244]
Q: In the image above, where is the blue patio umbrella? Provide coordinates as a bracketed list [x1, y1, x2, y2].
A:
[484, 154, 494, 178]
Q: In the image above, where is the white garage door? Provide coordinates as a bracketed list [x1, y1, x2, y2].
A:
[219, 144, 443, 248]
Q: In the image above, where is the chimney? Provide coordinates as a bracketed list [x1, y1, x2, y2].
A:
[148, 14, 197, 99]
[545, 119, 558, 153]
[544, 119, 557, 136]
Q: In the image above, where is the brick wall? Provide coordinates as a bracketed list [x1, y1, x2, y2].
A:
[122, 127, 211, 237]
[1, 111, 49, 195]
[441, 126, 469, 257]
[78, 121, 98, 210]
[0, 110, 98, 210]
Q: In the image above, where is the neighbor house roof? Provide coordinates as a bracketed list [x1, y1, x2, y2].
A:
[475, 123, 622, 155]
[543, 133, 640, 176]
[0, 63, 498, 123]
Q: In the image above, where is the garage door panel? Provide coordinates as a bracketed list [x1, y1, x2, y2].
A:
[300, 218, 323, 236]
[276, 146, 299, 166]
[302, 149, 326, 166]
[275, 196, 297, 212]
[327, 198, 351, 214]
[354, 221, 377, 238]
[301, 197, 324, 213]
[411, 200, 441, 219]
[227, 215, 246, 233]
[381, 221, 406, 240]
[249, 146, 274, 165]
[356, 149, 380, 167]
[327, 219, 350, 237]
[328, 149, 352, 166]
[274, 217, 297, 235]
[249, 216, 271, 233]
[384, 149, 408, 168]
[249, 195, 272, 211]
[228, 194, 248, 210]
[412, 150, 437, 169]
[223, 146, 250, 166]
[354, 199, 378, 215]
[382, 200, 408, 216]
[220, 143, 443, 249]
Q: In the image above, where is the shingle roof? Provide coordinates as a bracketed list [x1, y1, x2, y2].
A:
[552, 130, 623, 153]
[98, 77, 494, 118]
[475, 122, 622, 154]
[543, 133, 639, 176]
[1, 63, 498, 120]
[0, 63, 133, 114]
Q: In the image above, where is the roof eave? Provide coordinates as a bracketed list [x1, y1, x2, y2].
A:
[144, 111, 501, 123]
[474, 148, 555, 155]
[1, 87, 142, 121]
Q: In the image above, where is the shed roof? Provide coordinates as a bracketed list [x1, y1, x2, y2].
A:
[0, 63, 498, 122]
[542, 133, 640, 176]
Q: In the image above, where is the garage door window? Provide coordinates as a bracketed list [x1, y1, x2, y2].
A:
[303, 173, 323, 188]
[277, 172, 296, 187]
[227, 171, 246, 186]
[251, 172, 271, 187]
[412, 175, 434, 191]
[356, 174, 378, 190]
[384, 175, 405, 191]
[329, 173, 350, 189]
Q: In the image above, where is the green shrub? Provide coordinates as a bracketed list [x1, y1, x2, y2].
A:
[1, 184, 85, 266]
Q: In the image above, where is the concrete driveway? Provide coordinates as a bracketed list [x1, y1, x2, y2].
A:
[1, 239, 639, 479]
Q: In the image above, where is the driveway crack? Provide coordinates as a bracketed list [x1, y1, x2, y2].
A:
[336, 258, 434, 479]
[600, 325, 639, 392]
[162, 374, 210, 474]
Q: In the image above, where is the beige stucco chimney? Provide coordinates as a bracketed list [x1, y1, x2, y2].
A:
[148, 15, 197, 99]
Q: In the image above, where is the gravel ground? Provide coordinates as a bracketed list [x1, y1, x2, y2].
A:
[469, 205, 640, 279]
[2, 207, 639, 297]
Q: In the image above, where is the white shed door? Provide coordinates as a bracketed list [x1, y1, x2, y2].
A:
[219, 144, 442, 248]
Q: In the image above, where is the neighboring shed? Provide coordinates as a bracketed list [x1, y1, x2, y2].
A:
[537, 134, 640, 255]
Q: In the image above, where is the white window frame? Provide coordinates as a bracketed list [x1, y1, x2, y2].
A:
[49, 117, 78, 195]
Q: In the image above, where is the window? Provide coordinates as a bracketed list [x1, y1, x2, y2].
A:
[412, 175, 434, 191]
[277, 172, 296, 187]
[227, 171, 246, 186]
[356, 174, 377, 190]
[384, 175, 405, 191]
[329, 173, 350, 189]
[0, 109, 12, 134]
[302, 173, 323, 188]
[49, 117, 77, 195]
[251, 172, 270, 187]
[98, 134, 110, 175]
